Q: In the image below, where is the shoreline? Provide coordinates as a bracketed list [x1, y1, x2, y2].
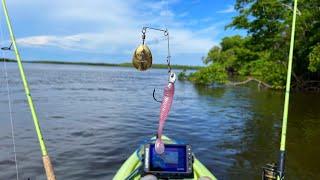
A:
[1, 58, 202, 70]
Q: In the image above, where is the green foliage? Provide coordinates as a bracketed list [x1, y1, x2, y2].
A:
[203, 46, 221, 64]
[308, 44, 320, 72]
[188, 64, 228, 85]
[178, 69, 188, 80]
[195, 35, 284, 86]
[189, 0, 320, 89]
[229, 0, 320, 79]
[204, 36, 260, 73]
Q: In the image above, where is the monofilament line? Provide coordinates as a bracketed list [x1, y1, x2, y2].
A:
[0, 18, 19, 180]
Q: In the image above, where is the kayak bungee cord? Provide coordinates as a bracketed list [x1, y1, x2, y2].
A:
[278, 0, 298, 179]
[262, 1, 298, 180]
[0, 19, 19, 180]
[1, 0, 56, 179]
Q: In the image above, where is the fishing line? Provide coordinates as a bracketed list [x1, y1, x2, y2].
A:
[0, 15, 19, 180]
[164, 0, 171, 73]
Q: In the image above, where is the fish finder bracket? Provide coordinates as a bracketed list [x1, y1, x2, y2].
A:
[142, 144, 194, 179]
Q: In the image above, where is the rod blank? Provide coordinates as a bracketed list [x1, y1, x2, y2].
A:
[1, 0, 56, 179]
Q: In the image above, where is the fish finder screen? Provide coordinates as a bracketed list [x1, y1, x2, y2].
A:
[149, 144, 187, 172]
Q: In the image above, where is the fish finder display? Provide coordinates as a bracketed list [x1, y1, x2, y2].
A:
[143, 144, 194, 178]
[149, 144, 186, 172]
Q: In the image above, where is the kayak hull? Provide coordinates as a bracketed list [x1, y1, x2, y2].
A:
[113, 136, 217, 180]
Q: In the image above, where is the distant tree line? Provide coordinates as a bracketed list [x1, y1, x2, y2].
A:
[0, 58, 201, 70]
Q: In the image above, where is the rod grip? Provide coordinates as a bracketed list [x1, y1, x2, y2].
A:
[42, 155, 56, 180]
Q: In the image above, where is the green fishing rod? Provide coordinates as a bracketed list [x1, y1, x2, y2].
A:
[278, 0, 298, 179]
[1, 0, 56, 179]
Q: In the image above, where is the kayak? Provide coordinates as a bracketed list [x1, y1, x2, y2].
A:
[113, 135, 217, 180]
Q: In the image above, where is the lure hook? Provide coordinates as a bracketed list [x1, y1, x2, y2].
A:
[153, 88, 162, 103]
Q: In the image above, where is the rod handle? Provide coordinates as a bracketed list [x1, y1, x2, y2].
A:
[42, 155, 56, 180]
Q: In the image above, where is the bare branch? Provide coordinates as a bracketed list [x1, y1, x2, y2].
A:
[227, 77, 273, 88]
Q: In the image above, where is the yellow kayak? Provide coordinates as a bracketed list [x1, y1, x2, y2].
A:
[113, 136, 217, 180]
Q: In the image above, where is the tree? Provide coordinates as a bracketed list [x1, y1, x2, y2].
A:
[184, 0, 320, 90]
[228, 0, 320, 88]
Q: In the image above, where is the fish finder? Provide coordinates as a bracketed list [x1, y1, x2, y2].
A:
[142, 144, 194, 179]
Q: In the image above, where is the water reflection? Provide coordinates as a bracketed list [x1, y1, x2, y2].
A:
[193, 84, 227, 99]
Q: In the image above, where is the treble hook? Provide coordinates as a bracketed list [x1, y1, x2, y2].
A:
[1, 42, 13, 51]
[153, 88, 162, 103]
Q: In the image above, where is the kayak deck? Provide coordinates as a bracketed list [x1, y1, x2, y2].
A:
[113, 136, 217, 180]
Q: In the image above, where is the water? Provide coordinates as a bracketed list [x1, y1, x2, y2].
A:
[0, 63, 319, 180]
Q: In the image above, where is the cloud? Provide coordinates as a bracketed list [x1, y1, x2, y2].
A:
[17, 27, 217, 55]
[178, 12, 189, 18]
[17, 29, 140, 54]
[17, 36, 59, 46]
[160, 10, 175, 18]
[217, 5, 235, 14]
[190, 0, 201, 4]
[7, 0, 221, 64]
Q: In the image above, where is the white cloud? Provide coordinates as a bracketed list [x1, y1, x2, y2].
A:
[17, 27, 216, 55]
[190, 0, 201, 4]
[8, 0, 220, 62]
[217, 5, 235, 14]
[17, 36, 58, 46]
[17, 29, 139, 54]
[178, 12, 189, 18]
[160, 10, 175, 18]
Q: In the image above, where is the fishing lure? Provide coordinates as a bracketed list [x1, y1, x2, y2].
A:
[132, 44, 152, 71]
[155, 72, 176, 154]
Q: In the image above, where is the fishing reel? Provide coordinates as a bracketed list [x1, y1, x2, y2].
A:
[132, 27, 171, 72]
[262, 163, 277, 180]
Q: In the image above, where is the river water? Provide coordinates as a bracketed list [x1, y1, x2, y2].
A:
[0, 63, 319, 180]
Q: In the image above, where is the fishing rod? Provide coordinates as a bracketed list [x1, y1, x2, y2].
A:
[278, 0, 298, 179]
[262, 0, 298, 179]
[1, 0, 56, 179]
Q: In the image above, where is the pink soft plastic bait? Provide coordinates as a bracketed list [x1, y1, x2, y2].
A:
[155, 72, 176, 154]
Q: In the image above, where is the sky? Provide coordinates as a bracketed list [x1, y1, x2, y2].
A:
[0, 0, 244, 66]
